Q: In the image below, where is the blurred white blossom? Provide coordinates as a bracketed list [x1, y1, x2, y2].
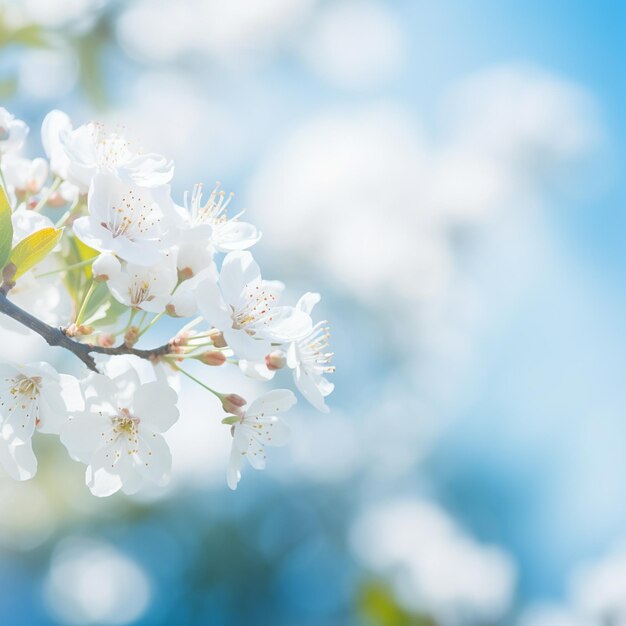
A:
[44, 537, 151, 625]
[351, 499, 517, 624]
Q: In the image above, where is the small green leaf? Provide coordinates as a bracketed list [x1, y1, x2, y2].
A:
[221, 416, 240, 425]
[10, 227, 63, 280]
[0, 186, 12, 270]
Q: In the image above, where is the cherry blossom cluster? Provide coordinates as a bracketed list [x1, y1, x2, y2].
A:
[0, 107, 334, 496]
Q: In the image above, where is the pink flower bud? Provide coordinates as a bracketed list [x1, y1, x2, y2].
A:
[265, 350, 287, 371]
[209, 328, 227, 348]
[200, 351, 226, 366]
[221, 393, 246, 416]
[124, 326, 140, 347]
[98, 333, 115, 348]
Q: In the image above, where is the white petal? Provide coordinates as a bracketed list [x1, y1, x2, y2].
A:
[86, 444, 124, 497]
[0, 388, 37, 444]
[132, 382, 179, 433]
[245, 434, 267, 470]
[238, 359, 276, 381]
[136, 432, 171, 486]
[294, 367, 330, 413]
[255, 306, 312, 342]
[195, 273, 233, 330]
[92, 253, 121, 282]
[246, 389, 297, 417]
[0, 439, 37, 480]
[60, 412, 113, 463]
[244, 415, 290, 447]
[213, 221, 260, 252]
[219, 251, 261, 306]
[296, 292, 321, 316]
[227, 444, 244, 490]
[223, 327, 270, 361]
[41, 109, 72, 177]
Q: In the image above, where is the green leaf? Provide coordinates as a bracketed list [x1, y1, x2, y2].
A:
[10, 227, 63, 280]
[221, 416, 240, 425]
[0, 76, 17, 99]
[0, 186, 13, 270]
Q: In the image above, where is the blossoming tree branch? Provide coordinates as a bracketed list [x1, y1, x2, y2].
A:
[0, 107, 334, 495]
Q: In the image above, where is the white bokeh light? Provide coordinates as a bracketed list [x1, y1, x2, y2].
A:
[19, 47, 79, 100]
[300, 0, 406, 89]
[117, 0, 318, 65]
[45, 537, 151, 625]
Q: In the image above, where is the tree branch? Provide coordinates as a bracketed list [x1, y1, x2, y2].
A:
[0, 292, 172, 372]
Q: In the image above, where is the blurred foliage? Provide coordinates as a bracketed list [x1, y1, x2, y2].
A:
[357, 581, 436, 626]
[72, 19, 111, 110]
[0, 13, 48, 49]
[0, 7, 112, 107]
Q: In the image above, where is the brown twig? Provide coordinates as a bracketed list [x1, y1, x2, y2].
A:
[0, 292, 171, 372]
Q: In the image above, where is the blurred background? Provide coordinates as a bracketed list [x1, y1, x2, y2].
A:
[0, 0, 625, 624]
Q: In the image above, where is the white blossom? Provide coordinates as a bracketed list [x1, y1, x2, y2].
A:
[60, 119, 174, 192]
[0, 362, 82, 480]
[195, 251, 312, 360]
[60, 367, 179, 497]
[73, 172, 177, 265]
[177, 182, 260, 252]
[92, 253, 122, 282]
[41, 109, 73, 180]
[226, 389, 295, 490]
[106, 253, 177, 313]
[286, 292, 334, 412]
[0, 107, 28, 155]
[1, 155, 48, 197]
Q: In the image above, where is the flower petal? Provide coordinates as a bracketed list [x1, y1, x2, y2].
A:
[132, 382, 179, 433]
[0, 440, 37, 481]
[220, 251, 261, 306]
[246, 389, 297, 417]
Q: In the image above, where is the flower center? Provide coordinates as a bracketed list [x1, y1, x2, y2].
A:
[13, 375, 41, 398]
[299, 321, 335, 373]
[231, 285, 276, 333]
[101, 188, 160, 241]
[189, 183, 235, 227]
[130, 279, 155, 307]
[112, 408, 140, 439]
[97, 133, 132, 168]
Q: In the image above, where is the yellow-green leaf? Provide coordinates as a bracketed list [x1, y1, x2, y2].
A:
[0, 186, 12, 270]
[73, 236, 99, 280]
[10, 227, 63, 280]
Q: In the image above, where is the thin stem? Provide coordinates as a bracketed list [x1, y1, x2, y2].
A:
[33, 176, 61, 213]
[120, 308, 138, 334]
[75, 280, 96, 326]
[55, 196, 83, 228]
[34, 258, 93, 279]
[135, 310, 147, 330]
[138, 312, 164, 338]
[173, 364, 222, 399]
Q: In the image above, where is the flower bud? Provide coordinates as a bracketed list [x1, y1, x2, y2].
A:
[208, 328, 227, 348]
[92, 253, 121, 282]
[178, 267, 194, 281]
[200, 351, 226, 366]
[265, 350, 287, 371]
[221, 393, 246, 416]
[98, 333, 115, 348]
[124, 326, 139, 347]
